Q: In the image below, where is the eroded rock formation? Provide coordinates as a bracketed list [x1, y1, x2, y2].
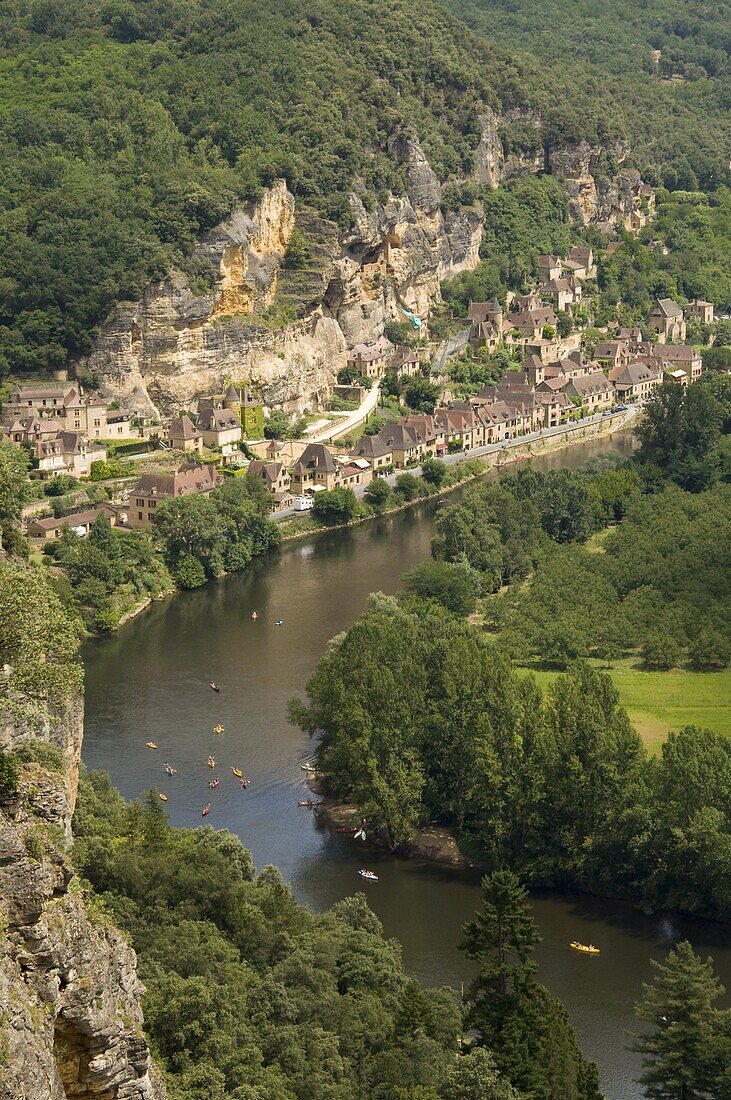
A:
[0, 691, 164, 1100]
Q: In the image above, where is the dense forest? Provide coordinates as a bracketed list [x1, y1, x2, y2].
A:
[1, 0, 729, 379]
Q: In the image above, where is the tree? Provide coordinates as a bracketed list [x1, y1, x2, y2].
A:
[421, 458, 447, 487]
[0, 441, 29, 529]
[282, 228, 310, 270]
[402, 560, 478, 616]
[688, 630, 730, 670]
[402, 378, 440, 413]
[634, 941, 729, 1099]
[0, 752, 20, 802]
[461, 871, 540, 1004]
[440, 1048, 522, 1100]
[364, 477, 392, 513]
[174, 553, 208, 589]
[395, 473, 423, 501]
[642, 631, 681, 670]
[311, 487, 358, 525]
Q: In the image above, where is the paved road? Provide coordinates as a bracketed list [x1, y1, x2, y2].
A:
[272, 406, 638, 520]
[306, 379, 381, 444]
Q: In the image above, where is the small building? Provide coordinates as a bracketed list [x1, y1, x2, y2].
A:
[346, 336, 394, 379]
[684, 300, 714, 325]
[105, 411, 135, 438]
[337, 459, 373, 490]
[27, 504, 120, 540]
[390, 347, 422, 377]
[57, 432, 106, 478]
[376, 422, 427, 468]
[568, 246, 595, 279]
[540, 277, 580, 313]
[536, 255, 563, 284]
[168, 415, 203, 453]
[128, 463, 221, 529]
[647, 299, 686, 344]
[648, 343, 703, 383]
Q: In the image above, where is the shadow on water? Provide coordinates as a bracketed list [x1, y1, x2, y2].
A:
[82, 435, 728, 1100]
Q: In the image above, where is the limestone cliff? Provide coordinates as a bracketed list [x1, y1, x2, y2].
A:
[0, 691, 165, 1100]
[473, 111, 646, 226]
[82, 143, 482, 418]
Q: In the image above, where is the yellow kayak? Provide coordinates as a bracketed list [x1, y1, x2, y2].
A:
[570, 941, 600, 955]
[232, 767, 244, 778]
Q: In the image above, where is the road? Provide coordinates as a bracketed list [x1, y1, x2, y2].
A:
[272, 405, 638, 520]
[305, 379, 381, 444]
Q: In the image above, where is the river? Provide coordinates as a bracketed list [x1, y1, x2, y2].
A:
[82, 434, 730, 1100]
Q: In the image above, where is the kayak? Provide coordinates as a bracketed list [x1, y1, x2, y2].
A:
[358, 870, 378, 882]
[232, 767, 244, 778]
[210, 682, 220, 692]
[570, 941, 600, 955]
[158, 793, 168, 802]
[207, 756, 216, 768]
[209, 778, 220, 789]
[146, 741, 158, 750]
[298, 800, 324, 808]
[213, 725, 224, 734]
[300, 761, 316, 771]
[202, 804, 211, 817]
[336, 827, 359, 834]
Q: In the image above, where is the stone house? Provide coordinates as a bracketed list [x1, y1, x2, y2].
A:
[290, 443, 340, 494]
[468, 300, 504, 356]
[525, 336, 561, 363]
[506, 307, 558, 344]
[128, 463, 221, 529]
[3, 382, 107, 437]
[376, 422, 427, 468]
[434, 408, 479, 451]
[647, 299, 686, 343]
[246, 460, 292, 511]
[401, 415, 444, 455]
[536, 255, 563, 284]
[30, 437, 66, 478]
[540, 277, 580, 313]
[684, 300, 714, 325]
[648, 344, 703, 383]
[535, 390, 572, 427]
[346, 335, 394, 379]
[390, 347, 422, 378]
[565, 373, 614, 412]
[27, 503, 120, 541]
[105, 411, 135, 438]
[195, 407, 242, 460]
[568, 246, 595, 279]
[595, 341, 630, 372]
[350, 433, 393, 471]
[613, 361, 662, 403]
[168, 415, 203, 453]
[337, 459, 373, 490]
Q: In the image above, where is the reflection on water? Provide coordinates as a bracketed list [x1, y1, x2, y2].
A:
[83, 436, 729, 1100]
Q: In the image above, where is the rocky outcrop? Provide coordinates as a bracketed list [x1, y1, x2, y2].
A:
[474, 112, 645, 226]
[0, 686, 164, 1100]
[82, 141, 483, 418]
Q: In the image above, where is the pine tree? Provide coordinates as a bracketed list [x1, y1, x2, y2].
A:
[460, 870, 600, 1100]
[634, 940, 728, 1099]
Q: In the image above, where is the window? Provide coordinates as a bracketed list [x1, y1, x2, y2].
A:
[136, 498, 144, 507]
[148, 499, 156, 508]
[148, 514, 155, 522]
[138, 512, 143, 520]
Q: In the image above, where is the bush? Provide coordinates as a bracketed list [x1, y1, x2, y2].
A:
[44, 475, 79, 497]
[0, 753, 20, 801]
[421, 457, 447, 487]
[311, 487, 358, 525]
[13, 739, 66, 773]
[174, 554, 208, 589]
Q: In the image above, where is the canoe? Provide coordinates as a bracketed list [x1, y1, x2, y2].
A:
[298, 800, 324, 808]
[570, 941, 600, 955]
[213, 725, 224, 734]
[207, 757, 216, 768]
[158, 793, 168, 802]
[300, 762, 316, 771]
[357, 870, 378, 881]
[209, 779, 220, 789]
[146, 742, 158, 750]
[202, 804, 211, 817]
[336, 827, 358, 834]
[232, 767, 244, 778]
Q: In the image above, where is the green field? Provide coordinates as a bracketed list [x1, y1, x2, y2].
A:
[516, 663, 731, 752]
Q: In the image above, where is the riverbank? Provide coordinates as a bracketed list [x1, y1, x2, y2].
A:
[102, 407, 637, 630]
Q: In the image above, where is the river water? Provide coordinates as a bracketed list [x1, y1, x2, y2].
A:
[82, 435, 730, 1100]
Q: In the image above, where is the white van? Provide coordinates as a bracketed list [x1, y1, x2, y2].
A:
[293, 495, 314, 512]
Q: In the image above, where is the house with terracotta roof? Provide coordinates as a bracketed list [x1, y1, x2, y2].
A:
[647, 299, 686, 344]
[128, 463, 221, 529]
[247, 460, 292, 511]
[168, 415, 203, 453]
[27, 504, 120, 541]
[434, 408, 479, 451]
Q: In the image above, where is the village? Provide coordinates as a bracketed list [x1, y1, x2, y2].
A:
[0, 238, 714, 542]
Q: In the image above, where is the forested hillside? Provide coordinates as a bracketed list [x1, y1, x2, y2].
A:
[1, 0, 729, 382]
[441, 0, 731, 191]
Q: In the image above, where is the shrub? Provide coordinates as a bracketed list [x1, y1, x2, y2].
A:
[364, 478, 392, 513]
[421, 458, 447, 487]
[0, 753, 20, 801]
[312, 488, 358, 525]
[394, 473, 422, 501]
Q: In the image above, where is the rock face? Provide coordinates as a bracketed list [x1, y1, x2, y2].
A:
[82, 143, 483, 418]
[0, 690, 165, 1100]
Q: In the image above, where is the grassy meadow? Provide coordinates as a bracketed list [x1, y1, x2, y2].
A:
[516, 662, 731, 752]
